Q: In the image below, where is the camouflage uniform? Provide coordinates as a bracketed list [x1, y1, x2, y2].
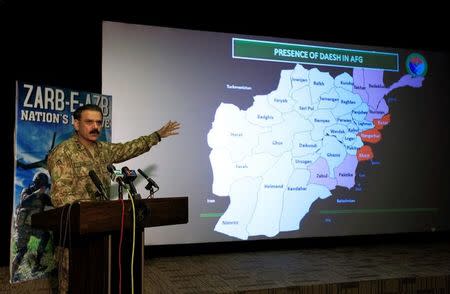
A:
[47, 132, 160, 207]
[47, 131, 160, 292]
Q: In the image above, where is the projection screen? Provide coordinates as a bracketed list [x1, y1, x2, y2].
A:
[102, 21, 450, 245]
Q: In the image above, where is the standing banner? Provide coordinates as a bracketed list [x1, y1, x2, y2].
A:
[10, 81, 112, 283]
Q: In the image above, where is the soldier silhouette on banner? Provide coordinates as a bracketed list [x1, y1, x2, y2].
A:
[11, 172, 54, 282]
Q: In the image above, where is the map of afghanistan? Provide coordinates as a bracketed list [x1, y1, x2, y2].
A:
[207, 64, 424, 240]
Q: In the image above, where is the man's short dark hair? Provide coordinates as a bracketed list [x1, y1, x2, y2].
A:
[73, 104, 103, 120]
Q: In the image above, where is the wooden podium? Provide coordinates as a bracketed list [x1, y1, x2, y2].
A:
[31, 197, 188, 294]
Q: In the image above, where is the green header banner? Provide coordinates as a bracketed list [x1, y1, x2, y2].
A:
[233, 38, 399, 71]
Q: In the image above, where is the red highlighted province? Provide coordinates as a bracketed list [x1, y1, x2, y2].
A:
[373, 114, 391, 130]
[356, 145, 374, 161]
[359, 129, 382, 143]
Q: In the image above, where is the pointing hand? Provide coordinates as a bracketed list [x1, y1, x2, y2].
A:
[157, 120, 181, 138]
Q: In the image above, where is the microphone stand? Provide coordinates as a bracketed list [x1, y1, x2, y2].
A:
[127, 182, 141, 200]
[144, 183, 159, 199]
[118, 183, 123, 200]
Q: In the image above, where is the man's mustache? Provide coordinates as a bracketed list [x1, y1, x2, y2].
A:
[90, 130, 100, 135]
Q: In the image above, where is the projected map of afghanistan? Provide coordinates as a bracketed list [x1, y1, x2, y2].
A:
[207, 64, 423, 240]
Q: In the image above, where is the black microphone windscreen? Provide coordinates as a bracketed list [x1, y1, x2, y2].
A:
[88, 170, 108, 199]
[88, 170, 99, 181]
[137, 168, 149, 180]
[137, 168, 159, 189]
[107, 164, 116, 173]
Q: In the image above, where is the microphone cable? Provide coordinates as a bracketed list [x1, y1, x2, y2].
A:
[127, 190, 136, 294]
[118, 197, 125, 294]
[117, 186, 136, 294]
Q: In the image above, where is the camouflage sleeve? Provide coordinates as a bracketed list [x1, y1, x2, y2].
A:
[47, 147, 79, 207]
[106, 132, 160, 163]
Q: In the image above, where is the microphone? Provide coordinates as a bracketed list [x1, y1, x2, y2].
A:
[121, 166, 137, 183]
[137, 168, 159, 190]
[88, 170, 108, 200]
[107, 164, 125, 186]
[121, 166, 140, 198]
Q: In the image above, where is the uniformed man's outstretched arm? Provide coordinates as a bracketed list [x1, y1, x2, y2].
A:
[157, 120, 181, 138]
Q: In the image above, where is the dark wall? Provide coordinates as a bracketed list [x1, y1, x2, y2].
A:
[2, 8, 449, 266]
[1, 14, 102, 266]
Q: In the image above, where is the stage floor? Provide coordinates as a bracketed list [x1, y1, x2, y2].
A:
[144, 240, 450, 293]
[1, 239, 450, 293]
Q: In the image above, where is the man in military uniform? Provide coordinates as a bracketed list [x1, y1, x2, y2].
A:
[47, 104, 180, 292]
[47, 104, 180, 206]
[12, 172, 53, 281]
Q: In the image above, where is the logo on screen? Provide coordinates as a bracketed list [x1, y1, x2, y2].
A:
[406, 53, 428, 77]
